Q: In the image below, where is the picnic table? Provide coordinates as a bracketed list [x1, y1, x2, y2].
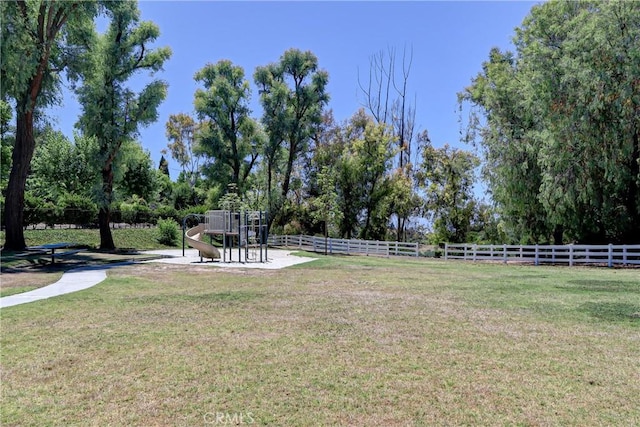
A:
[25, 242, 84, 264]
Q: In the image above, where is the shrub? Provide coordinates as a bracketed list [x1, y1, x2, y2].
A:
[283, 220, 302, 235]
[154, 205, 179, 223]
[59, 193, 98, 226]
[156, 218, 180, 246]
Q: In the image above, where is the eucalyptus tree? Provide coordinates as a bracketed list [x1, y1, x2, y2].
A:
[76, 1, 171, 249]
[526, 0, 640, 243]
[358, 46, 418, 241]
[460, 0, 640, 243]
[27, 128, 98, 202]
[119, 141, 157, 202]
[347, 111, 396, 240]
[255, 48, 329, 227]
[1, 0, 97, 250]
[164, 113, 201, 186]
[458, 47, 550, 243]
[312, 110, 396, 240]
[416, 136, 480, 244]
[194, 60, 263, 196]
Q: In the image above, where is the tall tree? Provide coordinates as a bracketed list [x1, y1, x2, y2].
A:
[158, 154, 170, 177]
[348, 111, 396, 240]
[358, 46, 418, 241]
[255, 48, 329, 228]
[416, 137, 480, 244]
[459, 47, 550, 243]
[27, 128, 97, 201]
[194, 60, 263, 195]
[312, 110, 396, 240]
[164, 113, 200, 186]
[119, 141, 156, 202]
[76, 1, 171, 249]
[1, 0, 97, 250]
[460, 0, 640, 243]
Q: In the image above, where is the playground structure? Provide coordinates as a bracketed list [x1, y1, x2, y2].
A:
[184, 223, 221, 260]
[183, 210, 269, 263]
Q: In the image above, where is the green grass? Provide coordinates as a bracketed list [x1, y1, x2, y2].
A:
[0, 227, 179, 251]
[1, 256, 639, 426]
[0, 285, 39, 298]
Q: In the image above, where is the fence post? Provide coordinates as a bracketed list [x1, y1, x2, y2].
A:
[503, 244, 507, 264]
[608, 244, 613, 268]
[473, 244, 477, 262]
[535, 244, 539, 266]
[415, 243, 419, 257]
[569, 245, 574, 267]
[623, 245, 627, 266]
[444, 243, 448, 260]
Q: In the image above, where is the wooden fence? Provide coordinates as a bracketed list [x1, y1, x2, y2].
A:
[444, 243, 640, 267]
[269, 234, 420, 257]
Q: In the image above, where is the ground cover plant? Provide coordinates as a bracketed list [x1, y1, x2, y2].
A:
[1, 256, 639, 426]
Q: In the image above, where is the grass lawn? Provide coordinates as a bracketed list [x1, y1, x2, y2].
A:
[0, 227, 179, 252]
[1, 255, 639, 426]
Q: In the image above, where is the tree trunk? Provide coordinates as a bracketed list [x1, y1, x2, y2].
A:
[266, 158, 275, 231]
[3, 109, 35, 251]
[98, 163, 116, 250]
[98, 207, 115, 250]
[553, 225, 564, 245]
[280, 143, 296, 205]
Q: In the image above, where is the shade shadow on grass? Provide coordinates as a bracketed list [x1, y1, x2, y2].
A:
[559, 280, 640, 294]
[127, 290, 262, 306]
[579, 302, 640, 323]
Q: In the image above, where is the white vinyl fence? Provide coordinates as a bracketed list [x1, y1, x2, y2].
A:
[269, 235, 419, 257]
[444, 243, 640, 267]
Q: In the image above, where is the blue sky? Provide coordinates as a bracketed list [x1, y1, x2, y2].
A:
[53, 1, 539, 179]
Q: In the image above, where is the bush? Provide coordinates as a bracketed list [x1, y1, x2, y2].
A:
[154, 205, 179, 223]
[156, 218, 180, 246]
[59, 193, 98, 226]
[120, 196, 152, 226]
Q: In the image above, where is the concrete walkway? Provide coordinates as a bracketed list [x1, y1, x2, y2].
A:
[0, 250, 316, 309]
[0, 263, 130, 309]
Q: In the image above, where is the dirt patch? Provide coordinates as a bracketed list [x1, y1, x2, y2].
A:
[0, 269, 64, 290]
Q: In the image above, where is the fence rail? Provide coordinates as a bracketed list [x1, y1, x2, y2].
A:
[444, 243, 640, 267]
[269, 235, 419, 257]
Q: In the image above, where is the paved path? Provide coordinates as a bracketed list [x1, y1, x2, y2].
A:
[0, 263, 130, 309]
[0, 250, 315, 309]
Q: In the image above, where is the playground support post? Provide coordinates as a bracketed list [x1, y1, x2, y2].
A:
[182, 213, 205, 257]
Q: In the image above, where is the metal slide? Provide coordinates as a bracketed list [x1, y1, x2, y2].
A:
[185, 224, 221, 260]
